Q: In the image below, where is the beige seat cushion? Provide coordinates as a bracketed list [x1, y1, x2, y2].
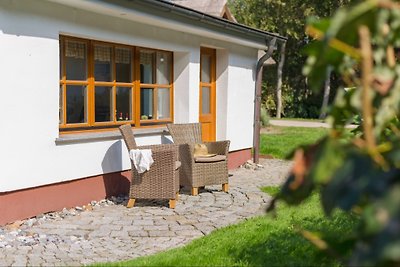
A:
[175, 161, 181, 170]
[194, 155, 226, 163]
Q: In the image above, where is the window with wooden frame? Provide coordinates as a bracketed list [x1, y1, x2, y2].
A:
[59, 36, 173, 132]
[139, 49, 173, 124]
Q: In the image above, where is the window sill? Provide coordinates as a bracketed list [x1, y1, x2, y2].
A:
[55, 126, 168, 145]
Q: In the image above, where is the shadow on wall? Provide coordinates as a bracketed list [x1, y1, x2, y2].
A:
[101, 140, 129, 197]
[0, 0, 69, 40]
[100, 135, 172, 198]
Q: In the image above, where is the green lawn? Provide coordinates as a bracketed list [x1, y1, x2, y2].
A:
[260, 126, 329, 159]
[97, 187, 357, 267]
[274, 118, 325, 122]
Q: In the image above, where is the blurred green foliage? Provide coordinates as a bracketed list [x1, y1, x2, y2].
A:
[269, 1, 400, 265]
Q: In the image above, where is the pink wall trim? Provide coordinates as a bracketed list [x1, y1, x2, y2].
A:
[228, 148, 252, 170]
[0, 148, 251, 225]
[0, 172, 131, 226]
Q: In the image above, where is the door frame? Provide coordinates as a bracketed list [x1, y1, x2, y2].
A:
[199, 47, 216, 142]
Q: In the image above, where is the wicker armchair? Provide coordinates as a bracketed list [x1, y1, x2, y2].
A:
[167, 123, 230, 196]
[119, 124, 180, 208]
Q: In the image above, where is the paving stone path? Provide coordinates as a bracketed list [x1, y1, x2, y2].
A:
[0, 159, 292, 266]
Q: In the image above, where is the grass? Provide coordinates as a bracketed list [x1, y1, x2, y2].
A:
[97, 187, 357, 267]
[273, 118, 325, 122]
[260, 126, 329, 159]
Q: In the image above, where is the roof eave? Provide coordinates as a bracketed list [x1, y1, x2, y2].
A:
[48, 0, 287, 50]
[134, 0, 287, 42]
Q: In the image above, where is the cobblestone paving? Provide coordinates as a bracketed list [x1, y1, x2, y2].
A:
[0, 159, 292, 266]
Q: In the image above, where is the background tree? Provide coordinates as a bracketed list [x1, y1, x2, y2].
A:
[228, 0, 355, 118]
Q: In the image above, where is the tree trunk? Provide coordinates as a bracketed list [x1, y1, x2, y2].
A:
[319, 68, 332, 119]
[276, 41, 286, 118]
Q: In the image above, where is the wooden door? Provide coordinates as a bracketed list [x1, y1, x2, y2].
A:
[199, 47, 216, 142]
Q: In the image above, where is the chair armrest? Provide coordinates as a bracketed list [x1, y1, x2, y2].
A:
[177, 143, 195, 167]
[150, 148, 176, 168]
[204, 140, 230, 156]
[136, 144, 179, 164]
[137, 143, 178, 151]
[131, 147, 176, 173]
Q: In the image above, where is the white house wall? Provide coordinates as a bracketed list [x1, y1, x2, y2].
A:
[0, 0, 257, 192]
[173, 52, 191, 123]
[173, 52, 201, 124]
[225, 47, 258, 151]
[216, 49, 229, 141]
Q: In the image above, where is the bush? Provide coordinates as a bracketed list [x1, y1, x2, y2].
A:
[264, 95, 276, 116]
[260, 105, 270, 126]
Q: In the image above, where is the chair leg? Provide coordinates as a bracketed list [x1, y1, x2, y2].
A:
[176, 192, 179, 201]
[127, 198, 135, 208]
[169, 199, 176, 209]
[191, 187, 199, 196]
[222, 183, 229, 193]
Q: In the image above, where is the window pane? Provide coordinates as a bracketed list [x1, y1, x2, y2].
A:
[201, 86, 211, 114]
[140, 50, 155, 84]
[157, 88, 170, 119]
[140, 88, 153, 120]
[201, 54, 211, 83]
[94, 45, 112, 82]
[116, 48, 132, 82]
[65, 40, 87, 81]
[66, 85, 87, 124]
[156, 52, 171, 84]
[95, 86, 113, 122]
[116, 87, 132, 121]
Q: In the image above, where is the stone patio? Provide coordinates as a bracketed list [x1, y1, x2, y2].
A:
[0, 159, 292, 266]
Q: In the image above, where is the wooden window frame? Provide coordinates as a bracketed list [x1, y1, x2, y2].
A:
[59, 36, 174, 132]
[138, 48, 174, 125]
